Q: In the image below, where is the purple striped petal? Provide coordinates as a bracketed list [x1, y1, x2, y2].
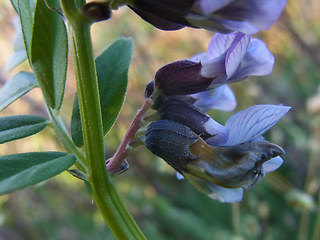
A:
[224, 105, 291, 146]
[225, 33, 250, 78]
[207, 33, 236, 58]
[228, 38, 275, 83]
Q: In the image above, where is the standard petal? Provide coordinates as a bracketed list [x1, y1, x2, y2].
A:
[183, 172, 243, 203]
[262, 156, 283, 173]
[192, 85, 236, 112]
[228, 38, 275, 83]
[225, 33, 250, 79]
[207, 33, 236, 59]
[224, 105, 291, 146]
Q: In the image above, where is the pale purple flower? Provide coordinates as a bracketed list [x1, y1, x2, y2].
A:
[145, 104, 290, 203]
[153, 32, 274, 105]
[191, 85, 236, 112]
[126, 0, 287, 34]
[185, 104, 291, 202]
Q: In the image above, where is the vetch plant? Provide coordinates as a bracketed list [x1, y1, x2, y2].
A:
[1, 0, 290, 239]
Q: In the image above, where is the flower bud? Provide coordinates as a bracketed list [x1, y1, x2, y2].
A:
[157, 98, 226, 139]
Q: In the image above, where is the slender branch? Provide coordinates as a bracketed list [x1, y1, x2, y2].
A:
[47, 107, 87, 172]
[107, 98, 152, 173]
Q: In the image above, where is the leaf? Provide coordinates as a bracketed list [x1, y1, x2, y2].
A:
[0, 72, 38, 112]
[31, 0, 68, 110]
[6, 18, 28, 72]
[71, 38, 134, 147]
[0, 152, 76, 195]
[18, 0, 36, 61]
[0, 115, 48, 144]
[71, 95, 83, 147]
[6, 50, 28, 72]
[10, 0, 19, 13]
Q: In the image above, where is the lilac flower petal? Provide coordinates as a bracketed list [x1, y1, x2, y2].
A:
[207, 33, 236, 59]
[193, 85, 236, 112]
[183, 172, 243, 203]
[212, 0, 288, 35]
[225, 0, 287, 33]
[225, 33, 250, 78]
[199, 54, 226, 82]
[207, 183, 243, 203]
[196, 0, 234, 15]
[262, 156, 283, 173]
[203, 118, 229, 140]
[228, 38, 275, 83]
[189, 52, 207, 62]
[224, 105, 291, 146]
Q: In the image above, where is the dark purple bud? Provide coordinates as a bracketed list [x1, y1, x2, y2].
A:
[83, 2, 112, 22]
[155, 60, 214, 95]
[145, 120, 198, 171]
[129, 0, 196, 30]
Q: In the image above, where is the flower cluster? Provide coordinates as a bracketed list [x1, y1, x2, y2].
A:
[138, 5, 290, 202]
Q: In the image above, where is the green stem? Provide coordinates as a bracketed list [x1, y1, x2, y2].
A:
[60, 1, 145, 239]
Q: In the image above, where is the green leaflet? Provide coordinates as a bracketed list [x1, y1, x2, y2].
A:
[71, 38, 134, 147]
[30, 0, 68, 110]
[0, 115, 48, 144]
[18, 0, 68, 110]
[0, 72, 37, 112]
[0, 152, 76, 195]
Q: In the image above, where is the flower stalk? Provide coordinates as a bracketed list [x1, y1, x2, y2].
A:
[107, 98, 152, 173]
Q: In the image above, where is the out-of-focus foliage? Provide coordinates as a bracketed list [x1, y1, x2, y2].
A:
[0, 0, 320, 239]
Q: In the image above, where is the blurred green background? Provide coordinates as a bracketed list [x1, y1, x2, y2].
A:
[1, 0, 320, 239]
